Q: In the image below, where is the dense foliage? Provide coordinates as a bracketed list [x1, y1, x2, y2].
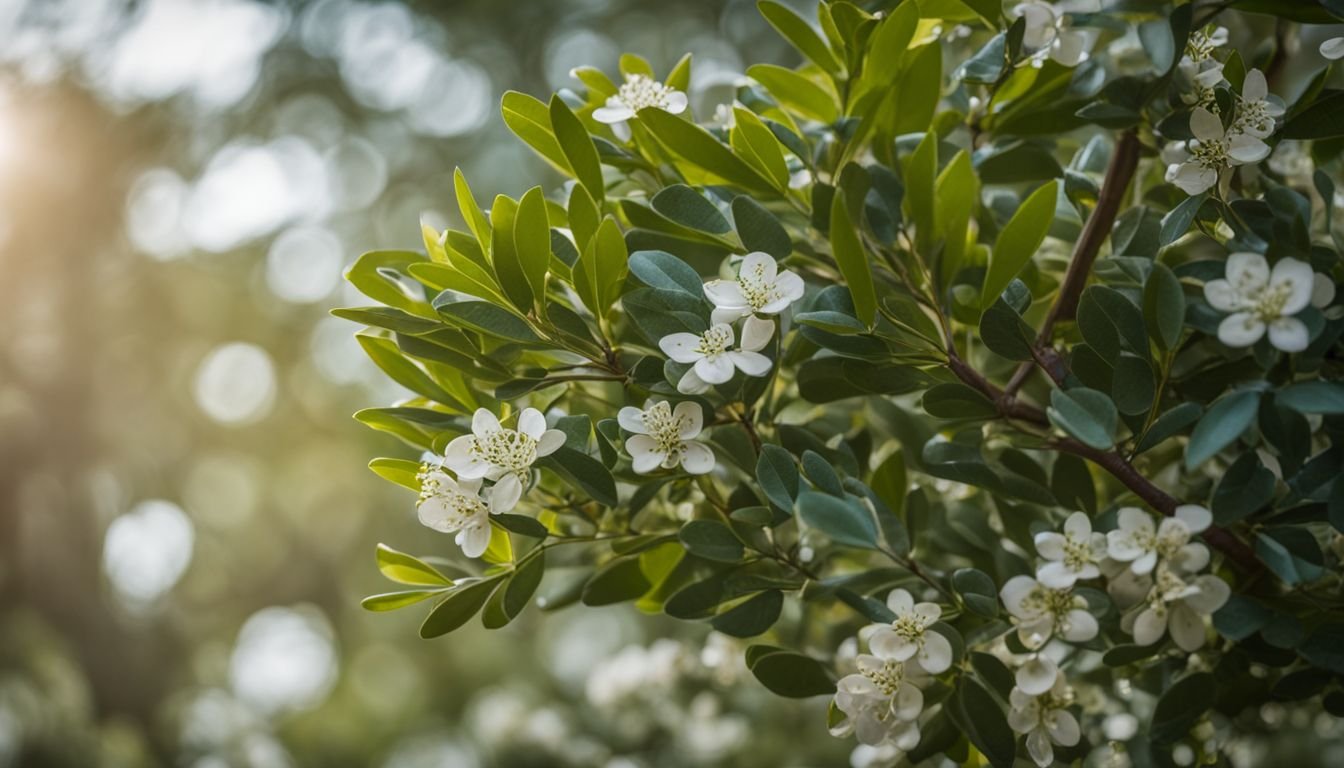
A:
[342, 1, 1344, 765]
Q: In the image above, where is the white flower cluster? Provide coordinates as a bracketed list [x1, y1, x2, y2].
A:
[830, 590, 952, 755]
[1106, 505, 1231, 651]
[592, 73, 688, 141]
[1012, 0, 1099, 67]
[1008, 668, 1081, 768]
[416, 408, 565, 557]
[659, 252, 803, 394]
[1203, 252, 1335, 353]
[1164, 49, 1283, 195]
[617, 400, 714, 475]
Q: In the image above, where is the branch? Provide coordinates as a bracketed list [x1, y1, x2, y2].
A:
[947, 348, 1261, 574]
[1004, 129, 1143, 398]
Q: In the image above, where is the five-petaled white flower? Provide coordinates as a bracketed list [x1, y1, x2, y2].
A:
[1128, 565, 1231, 651]
[416, 468, 519, 558]
[659, 316, 774, 394]
[618, 400, 715, 475]
[1322, 37, 1344, 60]
[1008, 670, 1082, 768]
[1231, 69, 1284, 139]
[591, 73, 688, 141]
[443, 408, 566, 504]
[1163, 107, 1270, 195]
[703, 252, 805, 324]
[1012, 1, 1098, 67]
[1033, 512, 1106, 589]
[1000, 575, 1099, 650]
[830, 653, 924, 750]
[1177, 25, 1228, 111]
[869, 589, 952, 674]
[1203, 252, 1315, 352]
[1106, 505, 1212, 576]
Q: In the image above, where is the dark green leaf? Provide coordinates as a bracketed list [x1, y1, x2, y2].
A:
[795, 491, 878, 549]
[757, 445, 800, 512]
[420, 579, 499, 638]
[679, 520, 746, 563]
[1048, 387, 1118, 450]
[1186, 390, 1259, 469]
[1151, 673, 1215, 745]
[712, 590, 784, 637]
[747, 646, 835, 698]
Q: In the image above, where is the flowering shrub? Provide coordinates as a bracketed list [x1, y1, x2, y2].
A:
[340, 1, 1344, 765]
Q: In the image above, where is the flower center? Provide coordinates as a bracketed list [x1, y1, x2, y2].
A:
[1190, 136, 1230, 169]
[695, 326, 734, 359]
[739, 263, 779, 310]
[617, 74, 676, 112]
[1155, 522, 1191, 559]
[417, 470, 488, 531]
[1250, 282, 1294, 322]
[641, 402, 689, 456]
[1186, 28, 1221, 62]
[471, 428, 538, 475]
[862, 659, 904, 696]
[890, 613, 927, 643]
[1061, 535, 1095, 570]
[1235, 100, 1273, 135]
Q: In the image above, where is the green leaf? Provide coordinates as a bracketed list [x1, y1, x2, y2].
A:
[514, 186, 551, 306]
[1159, 192, 1208, 246]
[982, 181, 1058, 309]
[361, 589, 446, 612]
[733, 196, 792, 259]
[1078, 285, 1149, 358]
[651, 185, 731, 234]
[501, 91, 569, 173]
[829, 188, 877, 327]
[947, 677, 1017, 768]
[494, 513, 549, 539]
[549, 94, 604, 199]
[1283, 90, 1344, 140]
[935, 150, 977, 287]
[582, 557, 651, 606]
[368, 458, 423, 492]
[747, 646, 835, 698]
[1048, 387, 1118, 450]
[731, 108, 790, 191]
[712, 591, 784, 637]
[746, 64, 839, 123]
[757, 445, 800, 512]
[1185, 390, 1259, 470]
[346, 250, 432, 316]
[922, 382, 999, 421]
[637, 108, 777, 194]
[903, 131, 937, 252]
[1151, 673, 1215, 745]
[757, 0, 843, 76]
[356, 334, 466, 411]
[433, 299, 539, 344]
[1213, 595, 1271, 641]
[628, 249, 705, 296]
[539, 447, 618, 507]
[1211, 452, 1275, 523]
[952, 568, 999, 618]
[488, 195, 533, 311]
[679, 520, 746, 563]
[503, 551, 546, 619]
[1135, 401, 1203, 454]
[453, 168, 492, 257]
[795, 491, 878, 549]
[574, 215, 629, 320]
[1256, 528, 1325, 585]
[419, 579, 500, 638]
[1330, 478, 1344, 535]
[1276, 381, 1344, 414]
[1144, 262, 1185, 350]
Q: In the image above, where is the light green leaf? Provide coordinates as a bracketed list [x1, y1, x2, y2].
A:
[757, 0, 844, 76]
[501, 91, 569, 173]
[903, 131, 937, 252]
[361, 589, 448, 612]
[514, 187, 552, 307]
[795, 491, 878, 549]
[368, 458, 422, 491]
[829, 188, 877, 327]
[746, 64, 839, 123]
[637, 108, 777, 194]
[731, 107, 790, 191]
[420, 579, 500, 639]
[376, 543, 454, 587]
[982, 180, 1058, 309]
[549, 94, 604, 201]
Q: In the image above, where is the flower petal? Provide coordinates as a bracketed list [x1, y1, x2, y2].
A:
[739, 314, 775, 351]
[1063, 511, 1092, 538]
[472, 408, 501, 436]
[490, 473, 523, 513]
[729, 350, 773, 377]
[1322, 36, 1344, 60]
[868, 627, 915, 662]
[673, 400, 703, 439]
[1027, 728, 1054, 768]
[444, 435, 490, 478]
[618, 406, 648, 434]
[918, 630, 953, 674]
[1036, 560, 1078, 589]
[1190, 107, 1223, 141]
[626, 434, 666, 474]
[1226, 252, 1270, 292]
[1217, 311, 1266, 347]
[1267, 316, 1309, 353]
[1312, 273, 1336, 308]
[703, 279, 747, 309]
[1000, 575, 1040, 618]
[886, 589, 914, 614]
[535, 429, 567, 458]
[694, 354, 736, 384]
[517, 407, 547, 440]
[676, 368, 711, 395]
[663, 90, 688, 114]
[1203, 279, 1244, 312]
[659, 333, 706, 363]
[740, 251, 778, 285]
[680, 441, 716, 474]
[1061, 609, 1099, 642]
[1132, 607, 1167, 646]
[1271, 257, 1314, 315]
[1185, 574, 1231, 614]
[1174, 504, 1212, 534]
[1168, 603, 1207, 652]
[1047, 709, 1081, 747]
[1035, 532, 1067, 561]
[592, 103, 635, 124]
[458, 522, 493, 559]
[1242, 68, 1267, 101]
[1228, 133, 1270, 164]
[1015, 656, 1058, 696]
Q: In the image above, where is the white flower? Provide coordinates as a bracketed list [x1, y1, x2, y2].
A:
[618, 400, 715, 475]
[1014, 654, 1062, 696]
[1231, 69, 1284, 139]
[1129, 565, 1231, 651]
[1179, 59, 1224, 110]
[1008, 670, 1081, 768]
[868, 589, 952, 674]
[1203, 252, 1315, 351]
[1312, 272, 1336, 309]
[591, 73, 688, 141]
[1183, 25, 1228, 65]
[1106, 505, 1212, 576]
[1012, 1, 1098, 67]
[1033, 512, 1106, 589]
[703, 252, 805, 324]
[1321, 37, 1344, 60]
[831, 654, 924, 750]
[999, 575, 1099, 650]
[417, 469, 519, 558]
[659, 317, 774, 394]
[443, 408, 566, 503]
[1163, 107, 1270, 195]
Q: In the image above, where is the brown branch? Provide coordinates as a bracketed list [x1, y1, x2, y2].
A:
[947, 348, 1261, 574]
[1004, 129, 1143, 398]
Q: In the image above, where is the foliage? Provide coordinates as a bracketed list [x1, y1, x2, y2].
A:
[342, 1, 1344, 765]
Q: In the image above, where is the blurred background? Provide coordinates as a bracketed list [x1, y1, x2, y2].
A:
[0, 0, 851, 765]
